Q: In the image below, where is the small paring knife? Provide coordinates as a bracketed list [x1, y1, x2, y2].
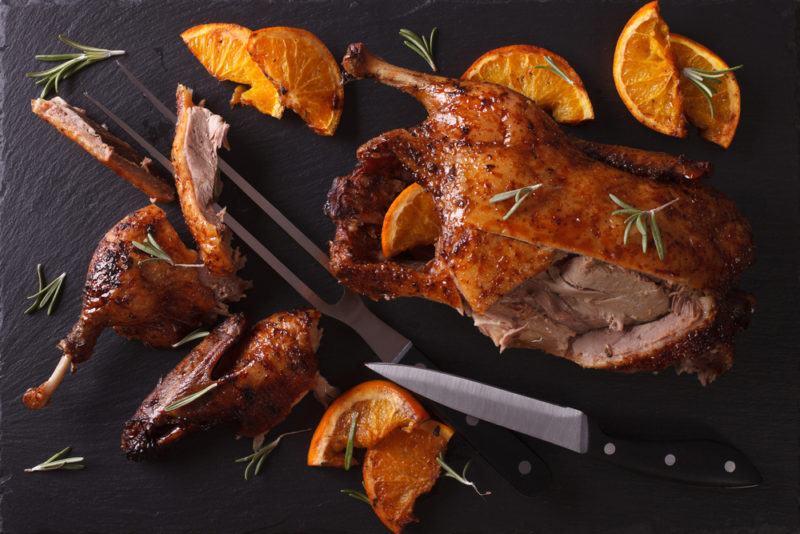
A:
[366, 362, 761, 488]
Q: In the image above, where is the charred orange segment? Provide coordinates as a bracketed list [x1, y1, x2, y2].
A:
[462, 45, 594, 124]
[613, 1, 686, 137]
[363, 420, 453, 534]
[670, 34, 741, 148]
[181, 23, 283, 118]
[381, 183, 440, 258]
[308, 380, 429, 467]
[247, 27, 344, 136]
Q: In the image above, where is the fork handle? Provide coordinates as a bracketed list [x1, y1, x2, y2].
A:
[395, 346, 552, 496]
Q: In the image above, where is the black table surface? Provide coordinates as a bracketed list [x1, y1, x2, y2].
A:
[1, 1, 797, 532]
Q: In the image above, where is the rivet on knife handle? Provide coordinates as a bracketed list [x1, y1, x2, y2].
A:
[392, 346, 552, 496]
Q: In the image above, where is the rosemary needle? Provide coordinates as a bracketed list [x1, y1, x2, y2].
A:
[25, 447, 85, 472]
[609, 194, 678, 261]
[437, 454, 491, 497]
[399, 28, 438, 72]
[24, 264, 66, 316]
[164, 383, 218, 412]
[27, 35, 125, 98]
[171, 329, 210, 348]
[344, 412, 358, 471]
[132, 233, 203, 268]
[340, 488, 371, 505]
[534, 56, 575, 85]
[235, 429, 310, 480]
[681, 65, 742, 119]
[490, 183, 543, 220]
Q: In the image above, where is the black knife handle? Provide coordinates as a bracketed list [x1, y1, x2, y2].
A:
[395, 346, 551, 496]
[587, 421, 761, 488]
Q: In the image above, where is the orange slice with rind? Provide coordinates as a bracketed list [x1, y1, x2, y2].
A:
[381, 183, 440, 258]
[247, 27, 344, 136]
[462, 44, 594, 124]
[670, 33, 741, 148]
[181, 23, 283, 118]
[307, 380, 429, 467]
[362, 420, 454, 534]
[613, 1, 686, 137]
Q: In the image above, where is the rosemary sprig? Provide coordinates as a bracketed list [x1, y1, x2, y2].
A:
[681, 65, 742, 119]
[399, 28, 438, 72]
[534, 56, 575, 86]
[25, 447, 84, 472]
[609, 194, 679, 261]
[27, 35, 125, 98]
[171, 329, 210, 348]
[25, 264, 66, 316]
[490, 183, 543, 220]
[132, 233, 203, 268]
[340, 488, 371, 505]
[437, 454, 491, 497]
[235, 429, 310, 480]
[164, 383, 218, 412]
[344, 413, 358, 471]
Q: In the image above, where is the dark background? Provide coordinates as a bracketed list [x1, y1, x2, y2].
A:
[0, 0, 797, 532]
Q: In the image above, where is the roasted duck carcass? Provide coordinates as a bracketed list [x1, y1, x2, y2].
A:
[121, 309, 325, 459]
[24, 87, 248, 409]
[326, 44, 754, 384]
[32, 97, 175, 202]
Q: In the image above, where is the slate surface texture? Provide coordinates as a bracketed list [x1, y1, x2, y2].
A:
[0, 0, 797, 533]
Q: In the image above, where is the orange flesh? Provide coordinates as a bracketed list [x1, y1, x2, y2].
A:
[381, 183, 440, 258]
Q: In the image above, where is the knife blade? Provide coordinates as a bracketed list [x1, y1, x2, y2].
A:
[367, 362, 761, 488]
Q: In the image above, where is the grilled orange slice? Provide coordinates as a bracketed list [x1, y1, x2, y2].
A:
[181, 23, 283, 118]
[462, 44, 594, 124]
[363, 420, 454, 534]
[247, 27, 343, 136]
[308, 380, 429, 467]
[670, 34, 741, 148]
[381, 183, 440, 258]
[613, 1, 686, 137]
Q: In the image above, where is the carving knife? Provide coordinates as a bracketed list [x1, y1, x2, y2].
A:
[366, 362, 761, 488]
[83, 69, 552, 495]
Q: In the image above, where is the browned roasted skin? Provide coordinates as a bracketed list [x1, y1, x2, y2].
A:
[328, 44, 754, 383]
[31, 97, 175, 202]
[121, 309, 321, 459]
[572, 138, 713, 182]
[172, 85, 244, 282]
[22, 205, 225, 409]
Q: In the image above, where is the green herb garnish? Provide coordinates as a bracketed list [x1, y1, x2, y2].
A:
[164, 383, 218, 412]
[25, 264, 66, 316]
[235, 429, 310, 480]
[490, 183, 543, 220]
[27, 36, 125, 98]
[609, 194, 678, 261]
[171, 329, 210, 348]
[340, 488, 371, 505]
[399, 28, 438, 72]
[534, 56, 575, 85]
[681, 65, 742, 119]
[344, 412, 359, 471]
[437, 454, 491, 497]
[25, 447, 84, 472]
[132, 233, 203, 268]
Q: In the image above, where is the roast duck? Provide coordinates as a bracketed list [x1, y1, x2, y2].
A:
[24, 86, 248, 409]
[326, 44, 754, 384]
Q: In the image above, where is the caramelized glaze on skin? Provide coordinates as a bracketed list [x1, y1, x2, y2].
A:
[22, 205, 225, 409]
[121, 309, 321, 459]
[327, 44, 754, 382]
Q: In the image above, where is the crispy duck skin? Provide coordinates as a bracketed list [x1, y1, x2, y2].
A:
[31, 97, 175, 202]
[172, 84, 244, 284]
[326, 44, 755, 383]
[22, 205, 226, 409]
[121, 309, 322, 460]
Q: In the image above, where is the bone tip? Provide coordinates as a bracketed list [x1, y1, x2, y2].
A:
[22, 385, 50, 410]
[342, 42, 371, 78]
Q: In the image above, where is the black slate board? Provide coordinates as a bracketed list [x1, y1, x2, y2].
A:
[1, 1, 798, 532]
